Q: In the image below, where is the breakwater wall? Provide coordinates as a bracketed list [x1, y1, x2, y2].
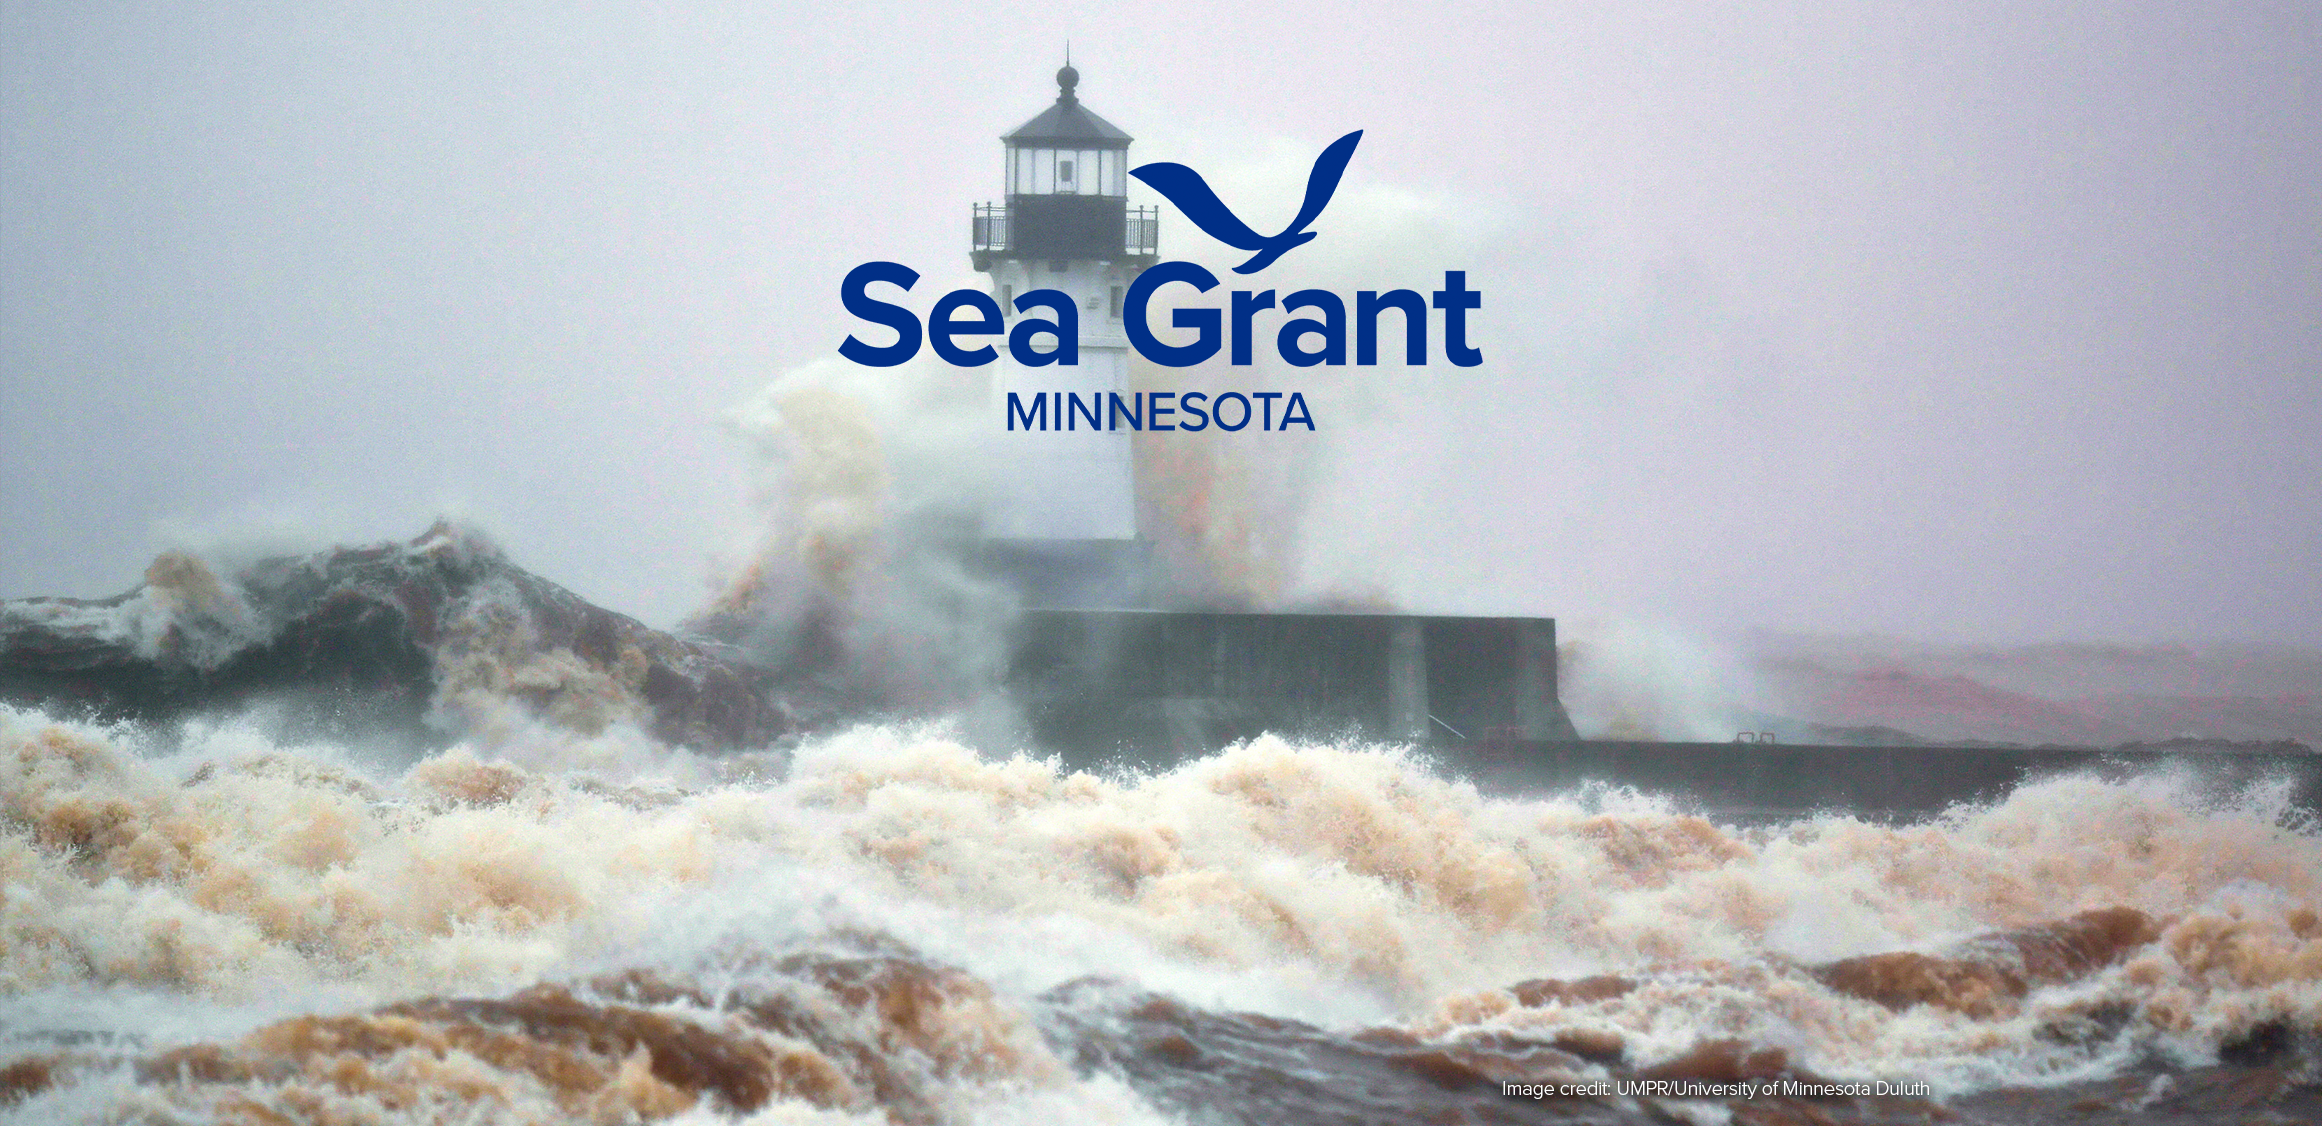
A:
[1422, 739, 2322, 821]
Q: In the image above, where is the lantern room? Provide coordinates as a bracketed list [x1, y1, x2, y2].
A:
[1005, 75, 1128, 199]
[1003, 65, 1129, 196]
[973, 65, 1157, 266]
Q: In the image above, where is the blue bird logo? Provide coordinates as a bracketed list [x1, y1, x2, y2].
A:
[1131, 130, 1363, 274]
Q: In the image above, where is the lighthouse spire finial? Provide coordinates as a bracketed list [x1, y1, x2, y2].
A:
[1056, 46, 1079, 104]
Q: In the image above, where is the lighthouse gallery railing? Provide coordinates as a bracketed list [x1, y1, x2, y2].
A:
[972, 203, 1158, 258]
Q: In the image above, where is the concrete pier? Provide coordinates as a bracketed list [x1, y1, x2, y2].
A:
[1002, 607, 2319, 820]
[1007, 609, 1580, 756]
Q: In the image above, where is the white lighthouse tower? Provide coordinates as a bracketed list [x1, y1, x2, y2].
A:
[971, 63, 1159, 605]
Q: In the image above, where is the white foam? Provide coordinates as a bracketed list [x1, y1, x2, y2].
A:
[3, 705, 2316, 1114]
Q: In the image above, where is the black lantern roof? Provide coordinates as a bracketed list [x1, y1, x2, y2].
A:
[1002, 65, 1132, 150]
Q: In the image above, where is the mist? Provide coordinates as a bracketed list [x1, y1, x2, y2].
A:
[4, 1, 2317, 651]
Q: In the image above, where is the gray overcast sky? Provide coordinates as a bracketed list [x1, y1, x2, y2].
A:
[3, 1, 2316, 644]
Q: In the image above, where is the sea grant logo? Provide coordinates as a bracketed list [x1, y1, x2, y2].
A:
[839, 77, 1481, 434]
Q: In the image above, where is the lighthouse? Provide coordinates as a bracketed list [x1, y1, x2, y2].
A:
[972, 63, 1160, 606]
[963, 64, 1580, 747]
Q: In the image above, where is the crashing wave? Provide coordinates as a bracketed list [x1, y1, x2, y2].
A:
[0, 523, 790, 752]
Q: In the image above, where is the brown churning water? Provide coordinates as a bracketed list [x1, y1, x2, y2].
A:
[2, 706, 2317, 1123]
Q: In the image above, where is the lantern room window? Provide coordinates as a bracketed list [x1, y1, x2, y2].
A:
[1006, 146, 1126, 197]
